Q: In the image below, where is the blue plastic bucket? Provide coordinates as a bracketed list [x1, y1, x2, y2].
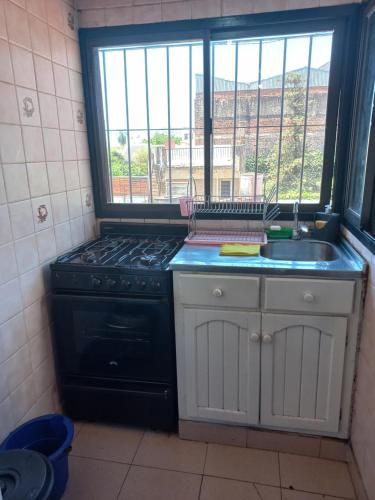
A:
[0, 414, 74, 500]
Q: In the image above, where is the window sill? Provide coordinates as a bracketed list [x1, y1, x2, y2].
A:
[343, 220, 375, 255]
[95, 203, 318, 221]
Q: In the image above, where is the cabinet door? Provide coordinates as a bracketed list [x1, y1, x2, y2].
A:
[261, 314, 347, 433]
[183, 308, 261, 424]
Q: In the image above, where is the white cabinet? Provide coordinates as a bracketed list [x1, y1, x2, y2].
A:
[261, 314, 347, 433]
[174, 272, 360, 437]
[264, 278, 355, 315]
[178, 273, 260, 309]
[183, 308, 261, 424]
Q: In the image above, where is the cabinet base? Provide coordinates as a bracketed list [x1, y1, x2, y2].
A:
[178, 419, 348, 461]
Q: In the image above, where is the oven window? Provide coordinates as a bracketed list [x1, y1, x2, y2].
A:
[53, 296, 174, 382]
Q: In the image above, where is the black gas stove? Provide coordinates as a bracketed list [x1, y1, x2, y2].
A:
[51, 222, 186, 295]
[50, 222, 187, 431]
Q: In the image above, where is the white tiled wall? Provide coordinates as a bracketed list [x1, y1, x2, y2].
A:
[0, 0, 95, 441]
[76, 0, 363, 28]
[342, 228, 375, 500]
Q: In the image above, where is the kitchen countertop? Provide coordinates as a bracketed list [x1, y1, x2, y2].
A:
[169, 239, 367, 278]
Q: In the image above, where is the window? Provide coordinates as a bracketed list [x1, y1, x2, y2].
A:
[210, 33, 332, 204]
[80, 6, 358, 218]
[345, 2, 375, 246]
[220, 180, 232, 198]
[99, 41, 204, 205]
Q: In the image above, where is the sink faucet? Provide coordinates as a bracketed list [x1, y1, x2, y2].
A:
[292, 201, 309, 239]
[293, 201, 299, 232]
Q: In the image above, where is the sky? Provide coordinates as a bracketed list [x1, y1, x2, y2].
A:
[99, 32, 333, 147]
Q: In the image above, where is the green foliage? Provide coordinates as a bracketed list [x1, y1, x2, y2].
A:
[111, 131, 182, 177]
[132, 148, 149, 175]
[244, 73, 323, 201]
[110, 147, 149, 177]
[147, 132, 182, 145]
[118, 131, 127, 146]
[110, 149, 127, 176]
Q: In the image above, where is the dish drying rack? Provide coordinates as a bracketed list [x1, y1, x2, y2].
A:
[180, 186, 280, 246]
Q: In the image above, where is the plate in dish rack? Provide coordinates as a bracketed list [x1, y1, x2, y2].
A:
[184, 230, 268, 246]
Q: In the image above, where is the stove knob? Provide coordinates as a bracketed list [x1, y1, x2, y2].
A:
[106, 278, 117, 288]
[92, 277, 102, 287]
[122, 280, 132, 290]
[140, 281, 147, 290]
[151, 281, 161, 290]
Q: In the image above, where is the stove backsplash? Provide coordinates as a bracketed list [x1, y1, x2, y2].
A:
[0, 0, 96, 440]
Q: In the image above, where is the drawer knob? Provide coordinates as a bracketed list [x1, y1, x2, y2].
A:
[250, 333, 260, 343]
[212, 288, 223, 297]
[262, 333, 273, 344]
[303, 292, 315, 303]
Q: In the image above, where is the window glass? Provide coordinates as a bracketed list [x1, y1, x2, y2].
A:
[99, 41, 204, 204]
[211, 32, 333, 203]
[97, 31, 333, 206]
[348, 13, 375, 215]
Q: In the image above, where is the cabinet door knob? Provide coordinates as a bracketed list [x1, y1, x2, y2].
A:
[262, 333, 273, 344]
[212, 288, 223, 297]
[303, 292, 315, 303]
[250, 332, 260, 343]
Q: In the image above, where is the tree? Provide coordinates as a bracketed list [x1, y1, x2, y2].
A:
[118, 131, 127, 146]
[146, 132, 182, 146]
[131, 148, 149, 176]
[110, 147, 149, 176]
[110, 149, 128, 176]
[244, 72, 323, 201]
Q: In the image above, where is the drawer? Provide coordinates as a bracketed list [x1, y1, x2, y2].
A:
[264, 278, 355, 315]
[177, 274, 260, 309]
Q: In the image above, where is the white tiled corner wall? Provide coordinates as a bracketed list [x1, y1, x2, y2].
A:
[76, 0, 364, 28]
[341, 227, 375, 500]
[0, 0, 96, 441]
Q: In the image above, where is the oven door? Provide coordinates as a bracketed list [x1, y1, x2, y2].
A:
[51, 294, 175, 382]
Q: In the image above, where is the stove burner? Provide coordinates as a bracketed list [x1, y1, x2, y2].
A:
[56, 233, 183, 270]
[81, 251, 104, 264]
[137, 255, 160, 267]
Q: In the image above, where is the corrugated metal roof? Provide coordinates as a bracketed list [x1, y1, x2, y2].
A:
[195, 65, 330, 93]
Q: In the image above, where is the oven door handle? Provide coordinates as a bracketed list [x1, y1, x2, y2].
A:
[52, 294, 167, 306]
[104, 322, 135, 330]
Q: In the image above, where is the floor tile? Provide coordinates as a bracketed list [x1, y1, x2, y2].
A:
[133, 431, 207, 474]
[204, 443, 279, 486]
[324, 497, 354, 500]
[63, 456, 128, 500]
[200, 476, 261, 500]
[279, 454, 355, 499]
[71, 423, 144, 464]
[179, 420, 247, 447]
[282, 493, 351, 500]
[282, 490, 324, 500]
[247, 429, 320, 457]
[118, 465, 202, 500]
[256, 484, 282, 500]
[72, 421, 83, 438]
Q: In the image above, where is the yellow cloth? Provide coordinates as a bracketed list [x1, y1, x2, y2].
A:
[219, 244, 260, 256]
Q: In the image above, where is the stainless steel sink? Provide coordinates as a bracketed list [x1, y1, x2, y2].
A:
[260, 240, 338, 262]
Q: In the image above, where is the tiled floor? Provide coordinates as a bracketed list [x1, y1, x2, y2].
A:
[63, 422, 356, 500]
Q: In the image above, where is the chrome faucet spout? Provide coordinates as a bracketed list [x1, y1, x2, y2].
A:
[293, 200, 299, 231]
[292, 200, 309, 239]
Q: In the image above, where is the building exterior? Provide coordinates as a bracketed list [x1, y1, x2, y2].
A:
[112, 65, 329, 203]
